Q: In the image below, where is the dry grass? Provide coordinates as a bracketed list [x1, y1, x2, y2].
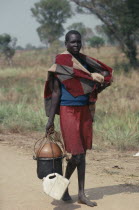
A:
[0, 45, 139, 150]
[94, 71, 139, 150]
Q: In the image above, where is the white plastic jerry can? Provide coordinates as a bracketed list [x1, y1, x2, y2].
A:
[43, 173, 70, 200]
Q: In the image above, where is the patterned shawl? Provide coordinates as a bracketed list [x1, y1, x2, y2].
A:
[44, 51, 113, 116]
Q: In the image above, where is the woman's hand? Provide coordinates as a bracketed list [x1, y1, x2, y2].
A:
[45, 121, 54, 136]
[91, 73, 104, 84]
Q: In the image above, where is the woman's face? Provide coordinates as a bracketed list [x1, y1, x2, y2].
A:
[65, 34, 82, 55]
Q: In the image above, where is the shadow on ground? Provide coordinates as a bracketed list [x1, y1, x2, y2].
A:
[51, 184, 139, 210]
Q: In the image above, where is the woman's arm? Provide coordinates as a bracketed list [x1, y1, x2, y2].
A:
[45, 77, 61, 134]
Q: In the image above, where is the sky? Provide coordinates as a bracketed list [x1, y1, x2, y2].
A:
[0, 0, 101, 47]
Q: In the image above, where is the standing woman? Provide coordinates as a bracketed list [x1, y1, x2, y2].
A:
[44, 30, 113, 207]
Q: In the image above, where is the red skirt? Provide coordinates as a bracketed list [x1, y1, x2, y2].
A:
[60, 105, 93, 155]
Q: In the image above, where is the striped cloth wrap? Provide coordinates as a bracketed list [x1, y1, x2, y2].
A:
[44, 51, 113, 117]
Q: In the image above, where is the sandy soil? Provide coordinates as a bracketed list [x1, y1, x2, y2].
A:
[0, 133, 139, 210]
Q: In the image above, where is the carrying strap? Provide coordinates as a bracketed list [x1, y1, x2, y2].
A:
[49, 141, 55, 173]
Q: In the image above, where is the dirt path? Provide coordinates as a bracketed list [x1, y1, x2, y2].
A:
[0, 133, 139, 210]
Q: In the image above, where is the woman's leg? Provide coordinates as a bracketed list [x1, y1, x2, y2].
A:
[77, 154, 97, 207]
[62, 156, 77, 201]
[63, 154, 97, 206]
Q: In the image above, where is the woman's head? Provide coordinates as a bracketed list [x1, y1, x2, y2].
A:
[65, 30, 82, 55]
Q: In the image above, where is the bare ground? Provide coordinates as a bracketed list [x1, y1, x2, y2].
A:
[0, 132, 139, 210]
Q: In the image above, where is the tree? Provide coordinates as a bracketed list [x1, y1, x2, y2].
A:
[31, 0, 72, 46]
[95, 25, 117, 45]
[0, 34, 17, 65]
[25, 43, 37, 50]
[71, 0, 139, 68]
[67, 22, 94, 47]
[16, 45, 24, 50]
[87, 36, 105, 51]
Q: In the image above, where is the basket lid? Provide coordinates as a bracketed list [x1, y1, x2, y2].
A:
[36, 142, 63, 158]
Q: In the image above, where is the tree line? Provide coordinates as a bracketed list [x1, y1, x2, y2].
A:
[31, 0, 139, 68]
[0, 0, 139, 68]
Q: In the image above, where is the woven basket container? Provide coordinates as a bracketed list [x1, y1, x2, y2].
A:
[34, 138, 64, 179]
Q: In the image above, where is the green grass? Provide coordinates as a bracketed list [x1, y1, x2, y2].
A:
[94, 112, 139, 150]
[0, 103, 60, 133]
[0, 46, 139, 150]
[0, 103, 45, 132]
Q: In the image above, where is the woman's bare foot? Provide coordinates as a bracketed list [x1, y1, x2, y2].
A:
[78, 194, 97, 207]
[62, 190, 72, 201]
